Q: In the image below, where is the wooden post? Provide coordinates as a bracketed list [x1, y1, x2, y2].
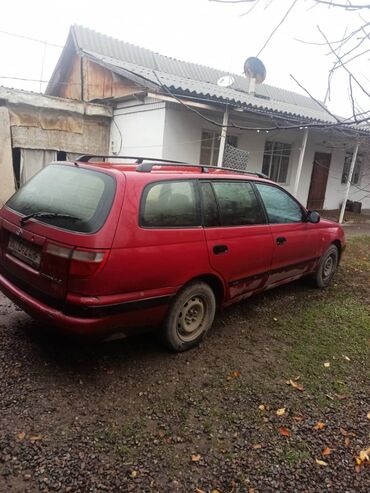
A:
[217, 105, 229, 167]
[339, 142, 359, 224]
[293, 128, 308, 198]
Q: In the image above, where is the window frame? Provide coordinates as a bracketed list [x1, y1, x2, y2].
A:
[200, 130, 238, 166]
[200, 179, 268, 228]
[341, 152, 363, 185]
[262, 141, 292, 184]
[139, 179, 202, 229]
[253, 181, 307, 225]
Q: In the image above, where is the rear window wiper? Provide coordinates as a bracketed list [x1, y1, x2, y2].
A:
[20, 212, 82, 225]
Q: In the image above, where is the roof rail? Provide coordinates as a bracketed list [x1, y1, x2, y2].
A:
[75, 155, 189, 164]
[74, 155, 269, 179]
[136, 161, 269, 179]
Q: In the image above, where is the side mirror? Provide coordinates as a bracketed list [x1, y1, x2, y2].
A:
[306, 210, 320, 224]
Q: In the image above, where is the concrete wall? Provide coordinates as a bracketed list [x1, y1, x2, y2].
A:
[0, 107, 16, 205]
[110, 101, 370, 210]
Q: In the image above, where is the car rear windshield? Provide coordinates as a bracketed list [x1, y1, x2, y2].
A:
[6, 164, 116, 233]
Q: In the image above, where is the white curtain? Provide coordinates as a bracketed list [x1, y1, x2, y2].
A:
[20, 149, 57, 186]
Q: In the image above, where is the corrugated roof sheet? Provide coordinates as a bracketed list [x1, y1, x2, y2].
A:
[71, 25, 335, 123]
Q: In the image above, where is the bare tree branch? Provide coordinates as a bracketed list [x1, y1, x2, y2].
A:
[290, 74, 341, 121]
[256, 0, 299, 56]
[313, 1, 370, 10]
[317, 25, 370, 98]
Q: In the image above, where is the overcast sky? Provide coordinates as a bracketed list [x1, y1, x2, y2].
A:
[0, 0, 368, 117]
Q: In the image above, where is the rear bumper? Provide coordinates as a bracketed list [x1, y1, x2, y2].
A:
[0, 273, 170, 336]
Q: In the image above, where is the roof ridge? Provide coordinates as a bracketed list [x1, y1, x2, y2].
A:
[71, 24, 243, 79]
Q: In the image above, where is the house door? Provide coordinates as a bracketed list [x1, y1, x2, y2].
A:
[307, 152, 331, 210]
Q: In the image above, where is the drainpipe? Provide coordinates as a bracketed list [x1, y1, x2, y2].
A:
[293, 128, 309, 198]
[217, 105, 229, 167]
[339, 142, 359, 224]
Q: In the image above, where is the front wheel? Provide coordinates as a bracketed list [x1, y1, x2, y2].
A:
[162, 281, 216, 352]
[312, 245, 339, 288]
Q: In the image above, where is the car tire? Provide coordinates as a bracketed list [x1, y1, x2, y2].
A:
[312, 245, 339, 288]
[162, 281, 216, 352]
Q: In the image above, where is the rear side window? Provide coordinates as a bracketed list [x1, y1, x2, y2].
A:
[255, 183, 303, 223]
[6, 164, 116, 233]
[211, 181, 266, 226]
[141, 181, 200, 227]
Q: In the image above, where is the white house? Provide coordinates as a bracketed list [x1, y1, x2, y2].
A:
[30, 25, 370, 214]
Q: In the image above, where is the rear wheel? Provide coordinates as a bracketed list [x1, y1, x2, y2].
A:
[312, 245, 339, 288]
[162, 281, 216, 352]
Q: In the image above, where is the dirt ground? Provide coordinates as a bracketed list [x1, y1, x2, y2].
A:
[0, 237, 369, 493]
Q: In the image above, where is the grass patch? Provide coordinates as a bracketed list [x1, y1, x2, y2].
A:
[275, 237, 370, 400]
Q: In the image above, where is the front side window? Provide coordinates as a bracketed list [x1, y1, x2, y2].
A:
[256, 183, 303, 224]
[200, 131, 238, 166]
[141, 181, 200, 227]
[211, 181, 266, 226]
[262, 141, 291, 183]
[341, 152, 362, 185]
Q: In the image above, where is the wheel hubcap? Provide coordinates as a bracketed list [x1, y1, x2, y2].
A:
[323, 255, 335, 280]
[176, 296, 206, 341]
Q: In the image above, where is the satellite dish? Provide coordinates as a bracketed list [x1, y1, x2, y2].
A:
[244, 57, 266, 84]
[217, 75, 235, 87]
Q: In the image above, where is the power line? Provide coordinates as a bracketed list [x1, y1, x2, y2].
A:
[256, 0, 299, 57]
[0, 29, 63, 48]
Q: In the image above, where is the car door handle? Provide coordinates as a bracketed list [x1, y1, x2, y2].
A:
[213, 244, 228, 255]
[276, 237, 287, 246]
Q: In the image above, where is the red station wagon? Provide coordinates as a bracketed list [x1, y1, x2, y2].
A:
[0, 156, 345, 351]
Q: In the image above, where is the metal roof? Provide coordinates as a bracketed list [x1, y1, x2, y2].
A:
[84, 50, 337, 123]
[66, 25, 336, 123]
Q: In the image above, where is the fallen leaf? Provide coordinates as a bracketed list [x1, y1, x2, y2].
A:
[288, 379, 304, 392]
[315, 459, 328, 467]
[17, 431, 26, 440]
[367, 411, 370, 420]
[191, 454, 201, 462]
[313, 421, 326, 430]
[231, 370, 241, 378]
[258, 404, 266, 411]
[196, 489, 206, 493]
[293, 416, 304, 422]
[276, 408, 286, 416]
[322, 447, 334, 456]
[335, 394, 348, 400]
[252, 443, 262, 449]
[212, 490, 221, 493]
[279, 426, 290, 437]
[29, 435, 42, 442]
[323, 362, 331, 368]
[356, 448, 370, 465]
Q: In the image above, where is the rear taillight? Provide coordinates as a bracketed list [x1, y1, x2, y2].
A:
[69, 249, 107, 277]
[44, 243, 107, 278]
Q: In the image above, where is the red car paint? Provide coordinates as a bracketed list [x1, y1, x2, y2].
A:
[0, 161, 345, 338]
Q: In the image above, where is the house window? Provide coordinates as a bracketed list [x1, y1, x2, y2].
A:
[200, 131, 238, 166]
[262, 141, 291, 183]
[341, 152, 362, 185]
